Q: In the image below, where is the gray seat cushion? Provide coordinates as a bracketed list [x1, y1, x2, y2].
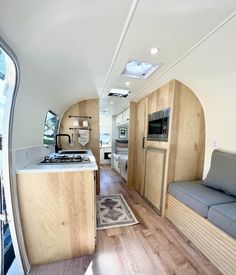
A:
[168, 181, 236, 217]
[208, 202, 236, 239]
[203, 150, 236, 197]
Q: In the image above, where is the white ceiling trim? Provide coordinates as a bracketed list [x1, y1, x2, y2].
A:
[132, 9, 236, 102]
[99, 0, 139, 97]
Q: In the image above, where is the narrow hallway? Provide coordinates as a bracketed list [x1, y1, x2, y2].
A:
[32, 166, 221, 275]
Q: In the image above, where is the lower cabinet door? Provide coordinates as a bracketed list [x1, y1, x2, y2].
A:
[144, 148, 166, 214]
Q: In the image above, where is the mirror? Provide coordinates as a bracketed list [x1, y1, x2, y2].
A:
[43, 110, 59, 146]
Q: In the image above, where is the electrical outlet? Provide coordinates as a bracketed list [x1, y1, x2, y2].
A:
[213, 140, 218, 149]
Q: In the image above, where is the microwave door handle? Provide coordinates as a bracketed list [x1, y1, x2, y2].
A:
[142, 137, 145, 149]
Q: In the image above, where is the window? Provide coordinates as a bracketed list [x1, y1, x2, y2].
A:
[0, 44, 17, 274]
[43, 110, 59, 146]
[100, 133, 111, 146]
[100, 113, 112, 147]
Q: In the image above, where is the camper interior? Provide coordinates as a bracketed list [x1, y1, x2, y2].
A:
[0, 1, 236, 275]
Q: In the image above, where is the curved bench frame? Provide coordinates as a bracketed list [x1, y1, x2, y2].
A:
[166, 194, 236, 275]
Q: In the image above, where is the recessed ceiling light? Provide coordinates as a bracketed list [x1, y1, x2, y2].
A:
[150, 47, 159, 55]
[108, 88, 130, 98]
[125, 81, 130, 86]
[110, 101, 114, 104]
[121, 59, 162, 79]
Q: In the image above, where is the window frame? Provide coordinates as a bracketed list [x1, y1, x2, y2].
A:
[0, 36, 29, 274]
[43, 110, 60, 147]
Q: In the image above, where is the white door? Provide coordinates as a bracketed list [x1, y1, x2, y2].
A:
[0, 39, 25, 274]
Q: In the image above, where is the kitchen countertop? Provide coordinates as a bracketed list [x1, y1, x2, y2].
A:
[16, 149, 98, 174]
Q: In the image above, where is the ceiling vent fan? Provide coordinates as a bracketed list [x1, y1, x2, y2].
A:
[108, 88, 130, 98]
[121, 59, 162, 79]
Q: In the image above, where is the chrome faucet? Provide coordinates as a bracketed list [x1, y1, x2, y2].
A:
[55, 134, 71, 153]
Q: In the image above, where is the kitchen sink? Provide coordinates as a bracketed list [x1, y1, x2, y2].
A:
[59, 150, 88, 154]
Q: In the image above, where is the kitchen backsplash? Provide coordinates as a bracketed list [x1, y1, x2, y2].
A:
[15, 145, 53, 169]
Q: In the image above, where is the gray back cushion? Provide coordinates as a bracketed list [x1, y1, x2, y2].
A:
[204, 150, 236, 197]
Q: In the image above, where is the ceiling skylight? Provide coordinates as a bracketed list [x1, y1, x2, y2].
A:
[121, 60, 162, 79]
[108, 88, 130, 98]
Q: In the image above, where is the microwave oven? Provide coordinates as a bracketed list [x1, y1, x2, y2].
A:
[147, 108, 170, 141]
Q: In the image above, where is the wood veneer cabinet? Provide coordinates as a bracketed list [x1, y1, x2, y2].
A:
[17, 170, 96, 265]
[135, 97, 148, 195]
[144, 148, 166, 214]
[128, 80, 205, 216]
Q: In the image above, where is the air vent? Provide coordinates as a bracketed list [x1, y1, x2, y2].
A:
[121, 60, 162, 79]
[108, 88, 130, 98]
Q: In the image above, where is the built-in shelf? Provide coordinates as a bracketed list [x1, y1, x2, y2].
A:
[69, 115, 92, 130]
[69, 115, 92, 119]
[69, 127, 92, 130]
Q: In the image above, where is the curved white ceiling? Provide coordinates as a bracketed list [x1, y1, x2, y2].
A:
[100, 1, 236, 114]
[0, 0, 133, 113]
[0, 0, 236, 117]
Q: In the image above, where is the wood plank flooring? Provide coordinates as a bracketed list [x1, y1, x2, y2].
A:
[31, 166, 221, 275]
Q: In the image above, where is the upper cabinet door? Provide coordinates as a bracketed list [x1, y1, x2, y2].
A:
[123, 108, 129, 122]
[135, 97, 148, 195]
[115, 109, 130, 126]
[115, 113, 123, 125]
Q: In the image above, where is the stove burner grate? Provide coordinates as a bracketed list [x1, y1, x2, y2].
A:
[40, 155, 86, 164]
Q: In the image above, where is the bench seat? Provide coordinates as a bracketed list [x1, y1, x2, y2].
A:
[168, 181, 236, 217]
[208, 202, 236, 239]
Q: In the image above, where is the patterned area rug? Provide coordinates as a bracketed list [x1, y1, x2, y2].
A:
[96, 194, 139, 230]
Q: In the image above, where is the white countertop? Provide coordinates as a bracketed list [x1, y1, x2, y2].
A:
[16, 149, 98, 174]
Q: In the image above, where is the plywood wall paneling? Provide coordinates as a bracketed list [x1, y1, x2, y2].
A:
[17, 171, 95, 265]
[176, 82, 205, 180]
[127, 102, 137, 189]
[167, 80, 205, 184]
[135, 97, 149, 195]
[161, 80, 179, 215]
[59, 99, 100, 193]
[148, 82, 172, 114]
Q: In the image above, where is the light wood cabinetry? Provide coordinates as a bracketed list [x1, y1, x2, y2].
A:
[148, 82, 173, 114]
[59, 99, 100, 194]
[135, 97, 148, 195]
[128, 80, 205, 216]
[17, 171, 96, 266]
[127, 102, 137, 188]
[144, 148, 166, 214]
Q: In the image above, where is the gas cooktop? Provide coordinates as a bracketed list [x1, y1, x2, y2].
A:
[40, 155, 90, 164]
